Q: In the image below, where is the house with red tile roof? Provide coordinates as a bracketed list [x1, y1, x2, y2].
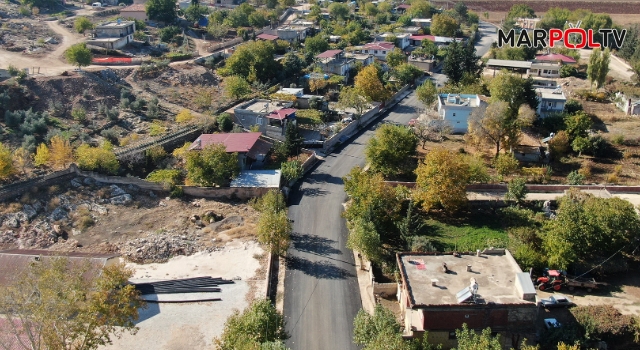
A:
[189, 132, 272, 169]
[533, 53, 577, 64]
[256, 33, 279, 41]
[362, 42, 396, 60]
[315, 50, 355, 76]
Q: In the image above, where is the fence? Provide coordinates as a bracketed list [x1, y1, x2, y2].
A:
[115, 125, 201, 160]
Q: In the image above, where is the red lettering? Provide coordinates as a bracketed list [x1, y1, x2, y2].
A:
[549, 29, 563, 48]
[587, 29, 601, 48]
[564, 28, 587, 49]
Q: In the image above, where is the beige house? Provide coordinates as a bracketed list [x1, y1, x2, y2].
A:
[120, 4, 147, 22]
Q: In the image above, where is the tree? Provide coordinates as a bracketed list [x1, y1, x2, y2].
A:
[587, 47, 611, 89]
[279, 0, 295, 6]
[394, 63, 423, 85]
[308, 78, 327, 95]
[443, 41, 481, 84]
[184, 4, 210, 23]
[49, 135, 74, 170]
[416, 80, 438, 108]
[364, 3, 377, 17]
[467, 101, 511, 156]
[414, 118, 452, 148]
[548, 130, 570, 158]
[34, 143, 50, 167]
[283, 122, 303, 157]
[0, 142, 14, 180]
[493, 152, 519, 176]
[0, 257, 143, 350]
[431, 13, 459, 37]
[409, 0, 431, 18]
[489, 72, 538, 118]
[12, 147, 30, 174]
[571, 136, 591, 157]
[540, 7, 570, 30]
[74, 16, 93, 35]
[224, 76, 252, 99]
[564, 111, 592, 140]
[347, 218, 382, 264]
[217, 113, 234, 132]
[75, 143, 120, 174]
[365, 124, 418, 178]
[186, 144, 240, 186]
[220, 40, 279, 83]
[146, 0, 177, 23]
[544, 190, 640, 269]
[452, 324, 502, 350]
[65, 43, 92, 70]
[355, 65, 390, 102]
[328, 2, 349, 20]
[386, 48, 407, 68]
[281, 160, 303, 183]
[353, 305, 405, 349]
[338, 86, 370, 119]
[281, 52, 305, 78]
[175, 109, 194, 123]
[158, 25, 181, 42]
[304, 35, 329, 56]
[414, 148, 470, 213]
[207, 22, 229, 40]
[505, 176, 528, 205]
[254, 190, 291, 256]
[214, 299, 288, 349]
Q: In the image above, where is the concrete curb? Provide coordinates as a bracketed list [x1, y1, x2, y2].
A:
[352, 250, 376, 315]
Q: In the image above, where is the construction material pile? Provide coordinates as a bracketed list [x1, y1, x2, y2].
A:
[133, 276, 234, 295]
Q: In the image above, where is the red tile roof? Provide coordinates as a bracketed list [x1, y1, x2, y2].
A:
[246, 139, 272, 159]
[121, 4, 145, 11]
[267, 108, 297, 120]
[257, 33, 279, 41]
[316, 49, 343, 58]
[409, 35, 435, 42]
[189, 132, 263, 153]
[396, 4, 411, 9]
[363, 42, 395, 50]
[535, 53, 577, 64]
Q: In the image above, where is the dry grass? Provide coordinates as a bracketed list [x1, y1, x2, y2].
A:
[47, 197, 61, 211]
[0, 202, 23, 215]
[220, 223, 256, 239]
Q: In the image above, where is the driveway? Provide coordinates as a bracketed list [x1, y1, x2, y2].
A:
[283, 92, 422, 350]
[476, 21, 497, 58]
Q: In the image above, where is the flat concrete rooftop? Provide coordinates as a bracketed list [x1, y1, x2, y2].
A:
[400, 252, 532, 306]
[97, 21, 135, 28]
[239, 100, 288, 114]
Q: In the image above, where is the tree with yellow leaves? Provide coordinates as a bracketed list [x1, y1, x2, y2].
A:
[75, 142, 119, 174]
[12, 147, 31, 174]
[34, 143, 51, 167]
[354, 65, 390, 102]
[175, 109, 194, 123]
[0, 142, 14, 180]
[49, 136, 74, 170]
[414, 147, 470, 213]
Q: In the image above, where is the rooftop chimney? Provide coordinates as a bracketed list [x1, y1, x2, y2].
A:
[467, 265, 472, 272]
[431, 279, 438, 286]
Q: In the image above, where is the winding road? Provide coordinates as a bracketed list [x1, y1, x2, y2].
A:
[282, 21, 498, 350]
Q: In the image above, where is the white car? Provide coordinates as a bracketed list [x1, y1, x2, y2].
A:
[539, 295, 573, 309]
[544, 318, 561, 330]
[91, 2, 102, 8]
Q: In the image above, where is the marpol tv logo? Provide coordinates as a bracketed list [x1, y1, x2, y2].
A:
[497, 21, 627, 49]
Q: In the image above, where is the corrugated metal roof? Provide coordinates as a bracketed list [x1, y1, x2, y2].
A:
[486, 59, 532, 69]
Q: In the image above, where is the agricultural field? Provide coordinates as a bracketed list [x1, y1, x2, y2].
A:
[431, 0, 640, 14]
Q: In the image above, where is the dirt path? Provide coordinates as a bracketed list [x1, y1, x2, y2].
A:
[579, 48, 633, 82]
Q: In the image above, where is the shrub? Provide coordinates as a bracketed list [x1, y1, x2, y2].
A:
[548, 131, 570, 158]
[100, 128, 119, 145]
[74, 207, 95, 230]
[129, 98, 146, 113]
[565, 99, 583, 114]
[146, 145, 167, 165]
[566, 170, 585, 185]
[571, 305, 635, 342]
[165, 52, 193, 61]
[71, 107, 87, 123]
[493, 153, 519, 176]
[512, 244, 546, 270]
[410, 236, 437, 252]
[217, 113, 233, 132]
[7, 65, 19, 76]
[149, 121, 166, 136]
[175, 109, 194, 123]
[146, 169, 183, 188]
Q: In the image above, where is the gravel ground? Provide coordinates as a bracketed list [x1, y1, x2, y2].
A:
[103, 240, 265, 350]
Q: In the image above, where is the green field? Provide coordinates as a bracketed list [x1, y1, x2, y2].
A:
[422, 211, 510, 252]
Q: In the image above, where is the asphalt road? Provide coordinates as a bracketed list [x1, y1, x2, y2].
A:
[283, 92, 422, 350]
[282, 27, 497, 350]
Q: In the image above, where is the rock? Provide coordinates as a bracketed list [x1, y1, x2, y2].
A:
[159, 201, 167, 207]
[21, 205, 37, 221]
[208, 215, 244, 232]
[189, 215, 200, 223]
[191, 200, 201, 207]
[32, 201, 44, 213]
[53, 224, 63, 235]
[91, 204, 108, 215]
[83, 177, 96, 186]
[195, 220, 204, 228]
[72, 229, 82, 236]
[149, 191, 157, 198]
[15, 210, 30, 223]
[109, 185, 127, 197]
[70, 178, 83, 188]
[50, 207, 68, 221]
[4, 215, 19, 228]
[110, 194, 132, 205]
[126, 184, 140, 193]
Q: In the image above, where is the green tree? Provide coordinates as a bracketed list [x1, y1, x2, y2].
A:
[158, 25, 181, 42]
[214, 299, 288, 349]
[453, 324, 502, 350]
[431, 13, 459, 37]
[0, 142, 14, 180]
[493, 152, 519, 176]
[281, 52, 306, 78]
[224, 75, 252, 99]
[328, 2, 350, 20]
[564, 111, 592, 140]
[304, 34, 329, 56]
[571, 136, 591, 156]
[587, 47, 611, 89]
[386, 48, 406, 68]
[505, 176, 528, 205]
[409, 0, 431, 18]
[365, 124, 418, 178]
[338, 86, 370, 119]
[540, 7, 571, 30]
[207, 22, 229, 40]
[394, 63, 423, 85]
[146, 0, 177, 23]
[0, 257, 143, 350]
[489, 72, 538, 118]
[65, 43, 92, 70]
[75, 143, 120, 174]
[217, 113, 234, 132]
[355, 65, 390, 102]
[416, 79, 437, 108]
[414, 147, 470, 213]
[254, 190, 292, 256]
[443, 41, 481, 84]
[186, 144, 240, 186]
[347, 218, 381, 264]
[74, 16, 93, 34]
[220, 40, 279, 83]
[281, 160, 303, 183]
[184, 4, 210, 23]
[283, 122, 303, 157]
[364, 3, 378, 17]
[566, 171, 585, 185]
[353, 305, 405, 349]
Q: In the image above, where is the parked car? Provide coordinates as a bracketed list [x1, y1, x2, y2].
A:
[544, 318, 562, 330]
[539, 295, 573, 309]
[91, 2, 102, 8]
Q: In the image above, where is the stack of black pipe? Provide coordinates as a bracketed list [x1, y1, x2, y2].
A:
[133, 276, 234, 295]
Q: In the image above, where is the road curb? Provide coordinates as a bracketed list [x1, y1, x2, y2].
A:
[352, 250, 376, 315]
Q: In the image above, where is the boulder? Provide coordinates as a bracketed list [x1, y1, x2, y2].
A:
[109, 185, 127, 197]
[4, 215, 19, 228]
[126, 184, 140, 193]
[110, 194, 133, 205]
[70, 178, 83, 188]
[21, 205, 38, 221]
[83, 177, 96, 186]
[91, 204, 108, 215]
[50, 207, 68, 221]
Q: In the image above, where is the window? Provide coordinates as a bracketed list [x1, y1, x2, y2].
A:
[448, 331, 457, 340]
[452, 113, 456, 117]
[374, 50, 378, 54]
[382, 51, 387, 54]
[257, 117, 263, 125]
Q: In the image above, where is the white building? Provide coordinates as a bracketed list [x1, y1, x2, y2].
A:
[86, 20, 135, 50]
[536, 87, 566, 117]
[437, 93, 486, 133]
[361, 42, 396, 60]
[373, 33, 411, 50]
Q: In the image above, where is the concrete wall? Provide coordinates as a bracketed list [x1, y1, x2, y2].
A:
[120, 10, 147, 21]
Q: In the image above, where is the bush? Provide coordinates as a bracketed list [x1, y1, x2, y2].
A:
[566, 170, 585, 185]
[571, 305, 636, 343]
[548, 131, 570, 158]
[565, 99, 583, 114]
[493, 153, 519, 176]
[100, 128, 119, 145]
[165, 52, 193, 62]
[146, 169, 182, 188]
[217, 113, 233, 132]
[559, 64, 577, 78]
[512, 244, 546, 270]
[146, 145, 167, 165]
[129, 98, 146, 113]
[149, 121, 166, 136]
[159, 26, 181, 42]
[175, 109, 194, 123]
[590, 135, 612, 158]
[410, 236, 437, 252]
[612, 134, 625, 145]
[4, 110, 24, 128]
[71, 107, 87, 123]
